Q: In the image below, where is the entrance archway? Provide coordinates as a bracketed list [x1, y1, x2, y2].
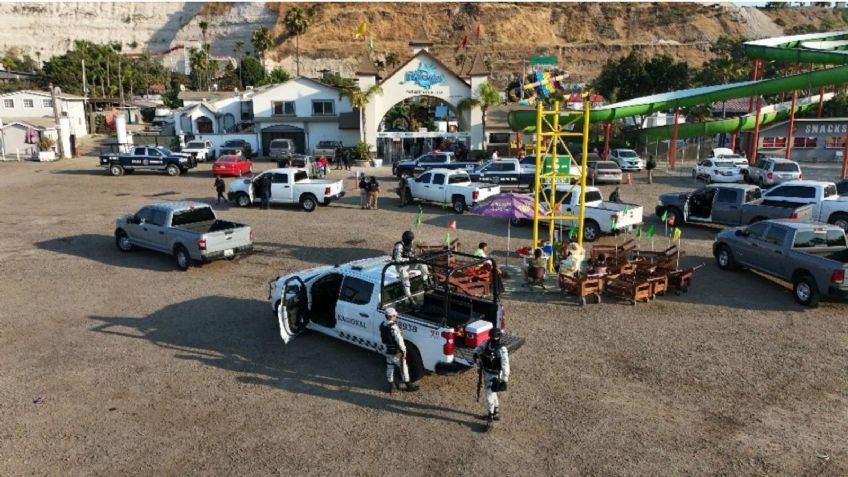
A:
[377, 95, 470, 163]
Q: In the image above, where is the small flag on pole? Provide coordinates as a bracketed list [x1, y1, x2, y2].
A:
[459, 33, 468, 50]
[475, 23, 483, 40]
[444, 232, 451, 245]
[660, 210, 668, 222]
[368, 38, 374, 50]
[568, 225, 578, 239]
[354, 22, 367, 39]
[414, 205, 422, 227]
[672, 227, 682, 241]
[635, 227, 643, 239]
[610, 217, 617, 230]
[447, 220, 457, 230]
[646, 225, 656, 238]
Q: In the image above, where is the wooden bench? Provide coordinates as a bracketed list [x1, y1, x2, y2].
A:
[590, 239, 636, 263]
[559, 273, 604, 306]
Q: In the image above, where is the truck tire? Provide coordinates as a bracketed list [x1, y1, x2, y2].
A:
[714, 244, 737, 271]
[828, 212, 848, 231]
[174, 245, 191, 271]
[300, 194, 318, 212]
[109, 164, 124, 176]
[235, 193, 251, 208]
[166, 164, 181, 176]
[405, 345, 425, 383]
[115, 229, 133, 252]
[583, 220, 601, 242]
[452, 196, 466, 214]
[792, 273, 820, 307]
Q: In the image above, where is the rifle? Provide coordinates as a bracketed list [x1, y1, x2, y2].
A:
[476, 364, 483, 402]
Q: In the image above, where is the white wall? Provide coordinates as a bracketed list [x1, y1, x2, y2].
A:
[0, 91, 88, 137]
[251, 78, 353, 119]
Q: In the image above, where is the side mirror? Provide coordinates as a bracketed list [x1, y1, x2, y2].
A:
[735, 229, 748, 237]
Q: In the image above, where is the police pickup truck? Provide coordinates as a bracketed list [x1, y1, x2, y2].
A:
[269, 253, 524, 382]
[403, 168, 500, 214]
[393, 152, 483, 178]
[115, 201, 254, 270]
[100, 145, 197, 176]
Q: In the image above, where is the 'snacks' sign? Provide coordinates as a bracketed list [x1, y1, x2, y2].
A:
[803, 124, 848, 135]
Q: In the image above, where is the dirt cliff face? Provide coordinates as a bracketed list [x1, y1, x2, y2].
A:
[0, 2, 845, 85]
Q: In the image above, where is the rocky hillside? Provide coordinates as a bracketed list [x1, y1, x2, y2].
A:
[1, 2, 846, 85]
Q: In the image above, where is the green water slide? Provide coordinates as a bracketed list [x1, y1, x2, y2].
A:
[507, 32, 848, 133]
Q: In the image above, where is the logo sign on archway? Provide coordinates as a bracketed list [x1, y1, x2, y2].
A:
[401, 62, 445, 89]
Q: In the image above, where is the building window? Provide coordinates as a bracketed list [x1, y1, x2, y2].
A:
[312, 100, 335, 116]
[825, 136, 846, 149]
[489, 133, 511, 144]
[42, 99, 53, 108]
[793, 137, 817, 148]
[761, 137, 787, 149]
[2, 99, 13, 108]
[272, 101, 295, 116]
[195, 116, 213, 133]
[23, 99, 34, 108]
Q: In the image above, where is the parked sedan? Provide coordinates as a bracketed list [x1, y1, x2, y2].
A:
[609, 148, 644, 171]
[213, 154, 253, 177]
[587, 161, 622, 184]
[692, 159, 744, 183]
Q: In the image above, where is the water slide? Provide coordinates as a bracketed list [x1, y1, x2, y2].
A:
[507, 32, 848, 134]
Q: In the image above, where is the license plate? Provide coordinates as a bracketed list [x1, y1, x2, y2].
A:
[224, 249, 234, 258]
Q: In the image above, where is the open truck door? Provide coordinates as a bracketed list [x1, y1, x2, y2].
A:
[277, 276, 309, 343]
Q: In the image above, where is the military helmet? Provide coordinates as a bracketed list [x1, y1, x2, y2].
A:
[490, 328, 503, 340]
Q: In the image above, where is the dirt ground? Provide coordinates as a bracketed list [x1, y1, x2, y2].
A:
[0, 154, 846, 476]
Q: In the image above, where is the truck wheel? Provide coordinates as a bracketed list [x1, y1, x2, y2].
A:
[300, 194, 317, 212]
[452, 197, 466, 214]
[235, 193, 251, 208]
[109, 164, 124, 176]
[510, 217, 526, 227]
[714, 244, 736, 271]
[166, 164, 181, 176]
[828, 213, 848, 231]
[115, 230, 133, 252]
[793, 274, 820, 307]
[583, 220, 600, 242]
[174, 245, 190, 271]
[405, 345, 425, 383]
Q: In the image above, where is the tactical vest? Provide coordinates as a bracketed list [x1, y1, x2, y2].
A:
[480, 342, 502, 373]
[380, 322, 400, 354]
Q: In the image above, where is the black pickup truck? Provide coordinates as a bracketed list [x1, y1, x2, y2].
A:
[100, 145, 197, 177]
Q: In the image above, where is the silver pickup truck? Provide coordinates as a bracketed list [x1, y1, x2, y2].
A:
[656, 184, 813, 227]
[115, 201, 254, 270]
[713, 220, 848, 306]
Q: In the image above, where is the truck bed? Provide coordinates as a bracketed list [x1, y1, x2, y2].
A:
[454, 334, 526, 363]
[175, 219, 246, 234]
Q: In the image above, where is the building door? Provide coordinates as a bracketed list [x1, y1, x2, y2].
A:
[261, 124, 305, 157]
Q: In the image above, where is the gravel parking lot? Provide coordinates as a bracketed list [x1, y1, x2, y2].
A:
[1, 155, 846, 476]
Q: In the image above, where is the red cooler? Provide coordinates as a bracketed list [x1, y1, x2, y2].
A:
[464, 320, 493, 347]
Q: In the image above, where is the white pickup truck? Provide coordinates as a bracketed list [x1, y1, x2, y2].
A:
[404, 168, 501, 214]
[228, 167, 345, 212]
[269, 254, 524, 382]
[181, 140, 215, 162]
[544, 185, 643, 242]
[761, 180, 848, 230]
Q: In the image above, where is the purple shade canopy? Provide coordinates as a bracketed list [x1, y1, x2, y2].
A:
[468, 192, 545, 220]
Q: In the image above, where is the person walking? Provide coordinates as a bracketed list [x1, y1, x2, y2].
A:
[474, 328, 510, 431]
[358, 173, 369, 209]
[256, 174, 271, 210]
[646, 154, 656, 184]
[213, 176, 226, 204]
[367, 176, 381, 210]
[380, 307, 419, 393]
[392, 230, 430, 307]
[609, 186, 622, 204]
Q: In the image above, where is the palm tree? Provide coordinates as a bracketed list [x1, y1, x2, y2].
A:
[234, 40, 244, 88]
[340, 84, 383, 144]
[251, 26, 273, 77]
[284, 7, 311, 77]
[385, 52, 400, 71]
[199, 20, 209, 90]
[457, 82, 501, 149]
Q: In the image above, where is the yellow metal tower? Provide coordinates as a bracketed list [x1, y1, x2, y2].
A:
[532, 100, 591, 271]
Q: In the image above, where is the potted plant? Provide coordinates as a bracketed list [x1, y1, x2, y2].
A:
[36, 136, 57, 162]
[353, 141, 372, 167]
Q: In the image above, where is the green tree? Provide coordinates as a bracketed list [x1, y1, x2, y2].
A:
[199, 20, 210, 90]
[339, 83, 383, 143]
[284, 6, 312, 77]
[251, 26, 273, 76]
[188, 47, 208, 90]
[645, 54, 690, 94]
[385, 52, 401, 70]
[268, 67, 291, 83]
[457, 82, 501, 149]
[236, 55, 266, 87]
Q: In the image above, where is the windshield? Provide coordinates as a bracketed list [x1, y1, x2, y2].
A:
[172, 206, 215, 226]
[217, 156, 236, 162]
[597, 162, 619, 170]
[618, 150, 638, 158]
[714, 161, 736, 168]
[317, 141, 337, 148]
[271, 140, 290, 147]
[773, 163, 800, 172]
[824, 184, 838, 198]
[185, 142, 204, 148]
[224, 140, 244, 147]
[156, 147, 173, 155]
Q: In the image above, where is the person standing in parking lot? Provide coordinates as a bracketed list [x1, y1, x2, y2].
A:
[367, 176, 381, 210]
[256, 174, 271, 209]
[213, 176, 226, 204]
[380, 307, 419, 393]
[358, 173, 369, 209]
[474, 328, 510, 431]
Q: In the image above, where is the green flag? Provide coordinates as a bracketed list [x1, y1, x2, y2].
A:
[672, 227, 682, 241]
[660, 210, 668, 222]
[622, 206, 629, 215]
[610, 218, 617, 230]
[444, 232, 451, 245]
[415, 205, 423, 227]
[635, 227, 643, 239]
[568, 225, 578, 239]
[646, 225, 656, 238]
[368, 38, 374, 50]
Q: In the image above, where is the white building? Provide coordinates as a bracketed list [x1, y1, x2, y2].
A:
[0, 89, 88, 138]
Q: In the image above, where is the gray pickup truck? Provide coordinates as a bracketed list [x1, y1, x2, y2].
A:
[656, 184, 813, 227]
[115, 201, 254, 270]
[714, 220, 848, 306]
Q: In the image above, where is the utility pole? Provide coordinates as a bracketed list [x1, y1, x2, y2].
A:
[81, 59, 88, 97]
[49, 83, 65, 159]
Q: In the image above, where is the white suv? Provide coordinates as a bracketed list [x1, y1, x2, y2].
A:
[747, 157, 802, 187]
[609, 148, 644, 171]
